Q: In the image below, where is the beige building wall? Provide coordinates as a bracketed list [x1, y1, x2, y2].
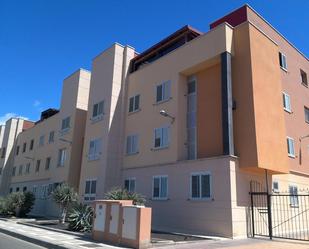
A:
[79, 44, 135, 200]
[8, 69, 91, 216]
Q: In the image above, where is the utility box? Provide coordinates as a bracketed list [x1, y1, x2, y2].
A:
[92, 200, 152, 249]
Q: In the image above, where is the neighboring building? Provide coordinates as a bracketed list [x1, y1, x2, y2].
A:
[4, 69, 91, 216]
[1, 4, 308, 238]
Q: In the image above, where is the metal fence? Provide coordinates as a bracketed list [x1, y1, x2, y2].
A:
[250, 189, 309, 241]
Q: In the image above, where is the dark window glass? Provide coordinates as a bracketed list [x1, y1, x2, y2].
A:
[153, 178, 160, 198]
[156, 85, 163, 102]
[201, 175, 210, 198]
[191, 175, 200, 198]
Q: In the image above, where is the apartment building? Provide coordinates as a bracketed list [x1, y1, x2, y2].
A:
[1, 69, 91, 216]
[78, 5, 308, 238]
[0, 3, 308, 238]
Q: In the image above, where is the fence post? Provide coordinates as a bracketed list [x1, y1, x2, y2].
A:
[267, 193, 273, 239]
[250, 192, 255, 237]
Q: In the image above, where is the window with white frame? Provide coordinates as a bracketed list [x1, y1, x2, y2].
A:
[12, 167, 16, 176]
[57, 148, 66, 167]
[129, 95, 140, 113]
[126, 135, 139, 155]
[39, 135, 45, 147]
[287, 137, 295, 158]
[154, 126, 169, 149]
[49, 131, 55, 143]
[279, 52, 287, 70]
[35, 160, 41, 172]
[84, 180, 96, 201]
[25, 163, 30, 174]
[124, 178, 136, 192]
[88, 138, 102, 160]
[92, 101, 104, 119]
[153, 176, 168, 199]
[191, 172, 212, 199]
[61, 116, 70, 130]
[18, 165, 23, 175]
[273, 181, 279, 193]
[156, 81, 171, 103]
[45, 157, 51, 170]
[283, 92, 291, 113]
[289, 185, 299, 207]
[305, 107, 309, 123]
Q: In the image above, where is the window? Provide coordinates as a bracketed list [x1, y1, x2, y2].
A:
[129, 95, 140, 113]
[12, 167, 16, 176]
[84, 180, 96, 201]
[18, 165, 23, 175]
[156, 81, 171, 103]
[1, 147, 5, 158]
[152, 176, 168, 199]
[57, 149, 66, 167]
[282, 92, 291, 113]
[30, 139, 34, 150]
[305, 107, 309, 123]
[289, 185, 299, 207]
[25, 163, 30, 174]
[22, 143, 26, 153]
[49, 131, 55, 143]
[126, 135, 139, 155]
[61, 117, 70, 130]
[92, 101, 104, 119]
[23, 186, 27, 192]
[273, 181, 279, 193]
[124, 178, 136, 192]
[35, 160, 41, 172]
[16, 146, 20, 155]
[301, 69, 308, 86]
[279, 52, 287, 70]
[39, 135, 45, 147]
[88, 139, 102, 160]
[9, 188, 12, 193]
[287, 137, 295, 158]
[191, 172, 212, 199]
[45, 157, 51, 170]
[16, 187, 20, 192]
[0, 168, 2, 175]
[154, 126, 170, 149]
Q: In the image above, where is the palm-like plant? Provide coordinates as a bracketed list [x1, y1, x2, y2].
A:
[68, 203, 93, 232]
[104, 187, 146, 205]
[52, 184, 78, 223]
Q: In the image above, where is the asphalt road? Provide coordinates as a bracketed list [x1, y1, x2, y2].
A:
[0, 232, 47, 249]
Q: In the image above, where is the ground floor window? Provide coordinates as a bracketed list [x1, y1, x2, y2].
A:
[191, 172, 212, 199]
[84, 179, 96, 201]
[124, 178, 136, 192]
[152, 176, 168, 200]
[289, 185, 299, 207]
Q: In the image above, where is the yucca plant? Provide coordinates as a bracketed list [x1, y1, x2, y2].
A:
[52, 184, 78, 223]
[104, 187, 146, 205]
[68, 203, 93, 232]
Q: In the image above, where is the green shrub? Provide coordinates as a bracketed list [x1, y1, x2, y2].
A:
[104, 187, 146, 205]
[52, 183, 78, 223]
[0, 191, 35, 217]
[68, 203, 93, 232]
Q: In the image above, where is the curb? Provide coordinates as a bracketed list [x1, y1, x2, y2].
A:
[0, 227, 67, 249]
[17, 221, 91, 238]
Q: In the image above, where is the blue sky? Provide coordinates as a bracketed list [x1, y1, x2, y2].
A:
[0, 0, 308, 124]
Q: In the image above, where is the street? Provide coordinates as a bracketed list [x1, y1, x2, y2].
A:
[0, 232, 47, 249]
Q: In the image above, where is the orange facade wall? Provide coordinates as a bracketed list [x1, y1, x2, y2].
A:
[197, 64, 223, 158]
[233, 22, 289, 173]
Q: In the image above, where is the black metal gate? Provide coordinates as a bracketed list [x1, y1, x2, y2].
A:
[250, 190, 309, 241]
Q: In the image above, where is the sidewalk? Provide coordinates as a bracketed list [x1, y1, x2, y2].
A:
[0, 219, 127, 249]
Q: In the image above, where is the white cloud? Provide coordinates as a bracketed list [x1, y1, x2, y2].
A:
[33, 100, 41, 107]
[0, 113, 29, 125]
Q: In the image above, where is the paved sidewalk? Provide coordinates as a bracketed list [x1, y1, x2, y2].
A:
[0, 219, 127, 249]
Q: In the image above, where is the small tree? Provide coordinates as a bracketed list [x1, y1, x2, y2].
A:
[68, 202, 93, 232]
[52, 184, 78, 223]
[104, 187, 146, 205]
[4, 191, 35, 217]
